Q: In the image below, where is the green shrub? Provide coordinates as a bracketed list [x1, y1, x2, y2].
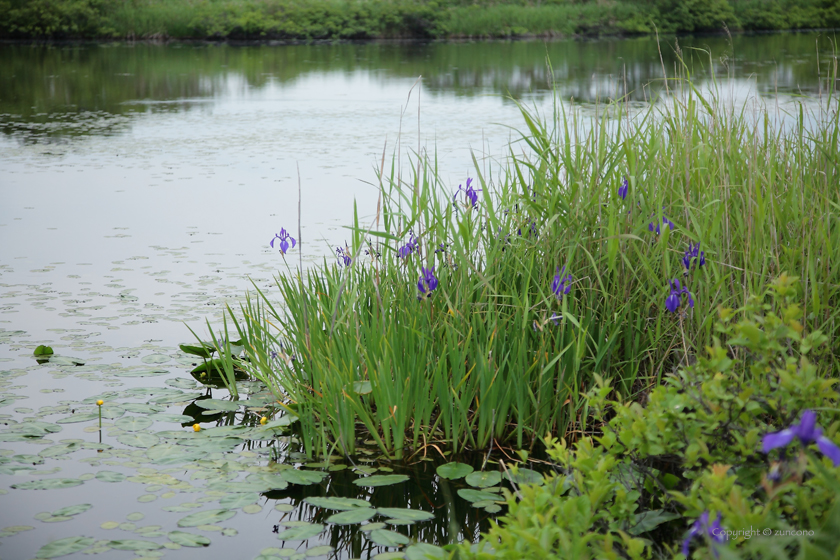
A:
[448, 275, 840, 558]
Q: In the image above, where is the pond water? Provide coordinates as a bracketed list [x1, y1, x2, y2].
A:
[0, 32, 835, 559]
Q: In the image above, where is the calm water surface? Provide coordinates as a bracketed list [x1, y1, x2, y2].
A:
[0, 33, 836, 559]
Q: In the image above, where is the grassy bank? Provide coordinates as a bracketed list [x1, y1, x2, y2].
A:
[211, 57, 840, 463]
[1, 0, 838, 41]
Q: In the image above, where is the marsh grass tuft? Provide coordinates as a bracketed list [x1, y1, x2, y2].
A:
[225, 56, 838, 460]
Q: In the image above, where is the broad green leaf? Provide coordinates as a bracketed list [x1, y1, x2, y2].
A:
[276, 523, 324, 540]
[352, 474, 408, 488]
[194, 399, 240, 412]
[219, 493, 259, 509]
[141, 353, 170, 364]
[282, 469, 326, 486]
[465, 471, 501, 488]
[326, 509, 377, 524]
[34, 345, 54, 356]
[406, 543, 446, 559]
[115, 416, 153, 432]
[456, 489, 500, 503]
[504, 467, 544, 486]
[177, 509, 236, 528]
[377, 508, 435, 522]
[39, 442, 84, 458]
[305, 545, 334, 557]
[36, 536, 94, 558]
[304, 497, 371, 511]
[369, 529, 410, 547]
[435, 462, 473, 480]
[167, 531, 211, 547]
[52, 504, 92, 517]
[146, 444, 201, 465]
[179, 344, 213, 359]
[353, 381, 372, 395]
[95, 470, 126, 483]
[107, 539, 162, 551]
[12, 478, 85, 490]
[117, 432, 159, 448]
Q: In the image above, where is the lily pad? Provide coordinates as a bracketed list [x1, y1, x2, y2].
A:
[146, 444, 202, 465]
[435, 462, 473, 480]
[377, 508, 435, 522]
[12, 478, 85, 490]
[326, 509, 377, 524]
[177, 509, 236, 528]
[305, 545, 334, 557]
[353, 381, 372, 395]
[353, 474, 409, 488]
[504, 467, 544, 486]
[457, 489, 501, 503]
[107, 539, 162, 551]
[281, 469, 326, 486]
[35, 536, 94, 558]
[303, 497, 371, 511]
[194, 399, 240, 412]
[141, 354, 171, 364]
[465, 471, 501, 488]
[115, 416, 153, 432]
[369, 529, 410, 547]
[52, 504, 93, 517]
[34, 345, 54, 356]
[276, 523, 324, 540]
[168, 531, 211, 547]
[219, 493, 259, 509]
[95, 470, 126, 483]
[117, 432, 159, 448]
[405, 543, 446, 559]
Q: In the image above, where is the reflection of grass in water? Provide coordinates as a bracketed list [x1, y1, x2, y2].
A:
[225, 66, 840, 461]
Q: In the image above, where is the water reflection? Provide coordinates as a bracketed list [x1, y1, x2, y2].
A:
[0, 32, 835, 142]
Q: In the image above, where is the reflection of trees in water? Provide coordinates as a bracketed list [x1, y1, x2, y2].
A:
[0, 32, 830, 141]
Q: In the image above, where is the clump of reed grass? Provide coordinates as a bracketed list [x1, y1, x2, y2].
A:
[229, 57, 839, 460]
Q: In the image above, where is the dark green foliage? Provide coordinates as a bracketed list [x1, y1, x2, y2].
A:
[0, 0, 835, 40]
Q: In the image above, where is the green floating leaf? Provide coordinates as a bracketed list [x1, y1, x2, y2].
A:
[95, 470, 126, 483]
[326, 509, 377, 525]
[146, 443, 202, 465]
[34, 345, 54, 356]
[456, 489, 500, 503]
[12, 478, 85, 491]
[115, 416, 153, 432]
[107, 539, 162, 551]
[406, 543, 446, 560]
[282, 469, 326, 486]
[369, 529, 410, 547]
[276, 523, 324, 541]
[377, 508, 435, 522]
[219, 492, 260, 509]
[305, 545, 334, 557]
[194, 398, 240, 412]
[55, 412, 100, 424]
[465, 471, 501, 488]
[435, 462, 473, 480]
[352, 474, 409, 488]
[141, 353, 170, 364]
[504, 467, 544, 486]
[117, 432, 159, 448]
[177, 509, 236, 528]
[483, 504, 502, 513]
[52, 504, 92, 517]
[303, 497, 371, 511]
[36, 536, 94, 558]
[150, 413, 194, 424]
[628, 509, 682, 536]
[168, 531, 211, 547]
[179, 344, 214, 359]
[39, 442, 84, 458]
[353, 381, 372, 395]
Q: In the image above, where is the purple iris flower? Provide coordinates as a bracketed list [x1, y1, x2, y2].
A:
[270, 228, 297, 255]
[417, 266, 438, 297]
[682, 242, 705, 272]
[682, 511, 727, 557]
[763, 410, 840, 466]
[335, 245, 352, 267]
[618, 177, 628, 200]
[550, 312, 560, 326]
[398, 232, 418, 259]
[648, 216, 675, 235]
[434, 243, 447, 254]
[665, 279, 694, 313]
[454, 178, 481, 209]
[551, 267, 572, 300]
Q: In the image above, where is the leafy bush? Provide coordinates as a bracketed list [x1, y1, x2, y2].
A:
[448, 275, 840, 558]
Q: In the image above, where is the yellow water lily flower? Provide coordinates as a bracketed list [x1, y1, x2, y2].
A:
[96, 400, 104, 406]
[193, 424, 201, 432]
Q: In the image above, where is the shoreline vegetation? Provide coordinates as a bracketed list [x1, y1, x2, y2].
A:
[1, 0, 838, 42]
